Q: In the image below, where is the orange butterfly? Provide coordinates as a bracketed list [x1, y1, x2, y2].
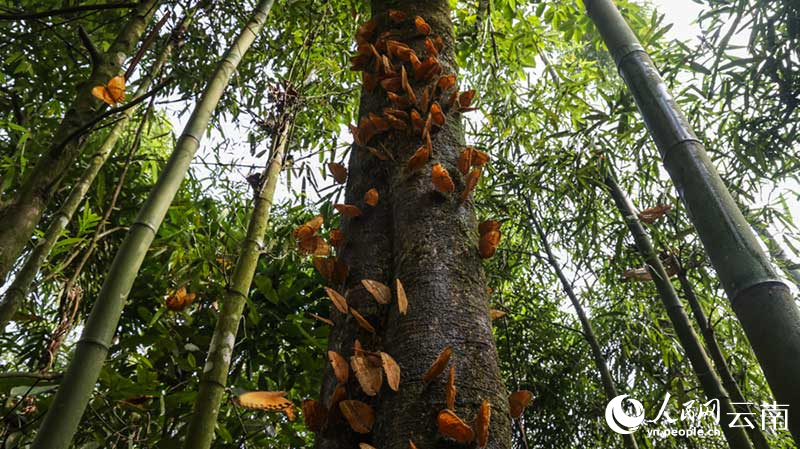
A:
[335, 204, 363, 217]
[406, 145, 430, 171]
[327, 350, 349, 383]
[92, 75, 125, 105]
[324, 287, 349, 314]
[380, 352, 401, 391]
[430, 102, 445, 126]
[364, 188, 380, 206]
[425, 37, 439, 56]
[362, 279, 391, 304]
[235, 391, 295, 421]
[350, 352, 382, 396]
[302, 399, 327, 433]
[509, 390, 534, 418]
[328, 162, 348, 184]
[414, 16, 431, 35]
[431, 163, 455, 193]
[388, 9, 407, 23]
[438, 409, 474, 443]
[437, 74, 456, 91]
[638, 204, 672, 224]
[475, 400, 491, 447]
[396, 278, 408, 315]
[165, 286, 195, 311]
[423, 346, 452, 382]
[459, 89, 477, 111]
[460, 168, 481, 202]
[339, 400, 375, 433]
[478, 220, 502, 259]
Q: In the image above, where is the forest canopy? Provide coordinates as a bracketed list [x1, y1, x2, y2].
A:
[1, 0, 799, 448]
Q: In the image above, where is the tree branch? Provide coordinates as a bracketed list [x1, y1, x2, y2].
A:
[78, 25, 101, 68]
[0, 3, 138, 21]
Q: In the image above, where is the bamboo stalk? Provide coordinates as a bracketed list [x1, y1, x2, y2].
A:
[182, 107, 292, 449]
[604, 175, 754, 449]
[0, 0, 161, 283]
[29, 2, 275, 448]
[0, 13, 191, 331]
[526, 197, 639, 449]
[584, 0, 800, 443]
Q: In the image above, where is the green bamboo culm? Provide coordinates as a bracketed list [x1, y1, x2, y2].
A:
[676, 266, 771, 449]
[584, 0, 800, 443]
[753, 225, 800, 289]
[604, 175, 755, 449]
[183, 111, 291, 449]
[29, 2, 275, 448]
[0, 13, 194, 332]
[0, 0, 160, 283]
[526, 197, 639, 449]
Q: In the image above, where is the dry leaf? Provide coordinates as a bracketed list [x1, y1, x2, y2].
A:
[350, 353, 383, 396]
[350, 307, 376, 333]
[324, 287, 349, 314]
[328, 351, 349, 384]
[335, 204, 363, 218]
[380, 352, 401, 391]
[475, 400, 491, 447]
[431, 163, 455, 193]
[509, 390, 534, 418]
[362, 279, 391, 304]
[423, 346, 452, 382]
[396, 279, 408, 315]
[437, 409, 474, 443]
[92, 75, 125, 105]
[339, 400, 375, 433]
[302, 399, 327, 433]
[328, 162, 348, 184]
[363, 188, 380, 207]
[489, 309, 507, 320]
[445, 366, 456, 410]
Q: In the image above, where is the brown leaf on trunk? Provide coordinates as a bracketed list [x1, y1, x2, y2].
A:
[437, 409, 474, 443]
[474, 400, 491, 447]
[328, 350, 349, 384]
[302, 399, 327, 433]
[445, 366, 456, 410]
[324, 287, 349, 314]
[350, 353, 383, 395]
[638, 204, 673, 224]
[489, 309, 507, 320]
[388, 9, 407, 23]
[460, 168, 481, 202]
[339, 400, 375, 433]
[380, 352, 401, 391]
[425, 37, 439, 56]
[328, 162, 348, 184]
[364, 188, 380, 207]
[414, 16, 431, 35]
[350, 307, 376, 333]
[423, 346, 452, 382]
[406, 145, 430, 172]
[309, 312, 334, 326]
[361, 279, 391, 304]
[430, 102, 445, 127]
[509, 390, 534, 418]
[432, 163, 455, 194]
[396, 278, 408, 315]
[335, 204, 363, 217]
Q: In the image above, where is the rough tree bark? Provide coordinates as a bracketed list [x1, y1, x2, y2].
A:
[585, 1, 800, 443]
[316, 2, 511, 449]
[526, 200, 639, 449]
[0, 0, 160, 283]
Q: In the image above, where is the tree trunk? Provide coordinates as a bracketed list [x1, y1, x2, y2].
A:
[183, 109, 291, 449]
[584, 0, 800, 443]
[29, 2, 274, 448]
[0, 13, 191, 331]
[316, 3, 511, 449]
[676, 266, 771, 449]
[526, 200, 639, 449]
[604, 175, 754, 449]
[0, 0, 160, 283]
